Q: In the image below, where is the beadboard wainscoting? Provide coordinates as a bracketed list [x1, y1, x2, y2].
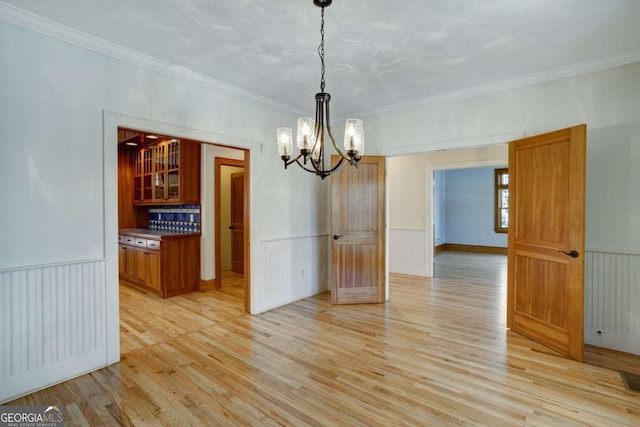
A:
[390, 228, 427, 277]
[585, 250, 640, 355]
[254, 235, 329, 313]
[0, 259, 107, 403]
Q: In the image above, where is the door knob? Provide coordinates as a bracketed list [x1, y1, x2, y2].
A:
[558, 250, 579, 258]
[228, 226, 235, 230]
[333, 234, 343, 240]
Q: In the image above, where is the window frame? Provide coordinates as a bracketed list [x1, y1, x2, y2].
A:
[494, 168, 509, 234]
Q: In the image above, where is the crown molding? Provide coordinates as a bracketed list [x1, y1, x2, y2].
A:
[2, 2, 639, 120]
[355, 48, 640, 119]
[0, 1, 300, 116]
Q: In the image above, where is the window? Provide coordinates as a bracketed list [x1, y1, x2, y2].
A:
[495, 168, 509, 233]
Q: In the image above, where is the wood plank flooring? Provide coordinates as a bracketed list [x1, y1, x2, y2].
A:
[8, 252, 640, 426]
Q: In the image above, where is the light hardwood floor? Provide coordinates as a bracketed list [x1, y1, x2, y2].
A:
[8, 252, 640, 426]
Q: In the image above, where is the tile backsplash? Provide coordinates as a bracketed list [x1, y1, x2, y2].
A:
[149, 204, 200, 232]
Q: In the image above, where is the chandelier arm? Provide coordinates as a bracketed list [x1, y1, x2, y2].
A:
[321, 92, 350, 162]
[295, 157, 326, 174]
[326, 125, 351, 161]
[310, 93, 326, 175]
[324, 155, 349, 176]
[282, 150, 306, 168]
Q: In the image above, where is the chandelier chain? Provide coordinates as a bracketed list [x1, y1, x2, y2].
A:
[319, 6, 326, 92]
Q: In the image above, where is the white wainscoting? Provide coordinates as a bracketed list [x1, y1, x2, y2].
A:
[0, 259, 107, 403]
[585, 250, 640, 355]
[253, 235, 329, 314]
[389, 228, 427, 277]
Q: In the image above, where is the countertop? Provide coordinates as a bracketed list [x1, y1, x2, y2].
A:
[119, 228, 201, 239]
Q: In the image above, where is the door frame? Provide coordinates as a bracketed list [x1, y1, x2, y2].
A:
[107, 111, 257, 364]
[214, 156, 250, 312]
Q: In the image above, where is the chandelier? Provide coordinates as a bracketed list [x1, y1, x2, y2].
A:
[276, 0, 365, 180]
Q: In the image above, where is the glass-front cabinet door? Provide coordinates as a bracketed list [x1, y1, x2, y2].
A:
[132, 138, 187, 205]
[154, 143, 166, 200]
[143, 148, 153, 201]
[167, 140, 180, 201]
[133, 150, 143, 202]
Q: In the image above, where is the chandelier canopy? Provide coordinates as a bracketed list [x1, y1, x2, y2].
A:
[276, 0, 364, 180]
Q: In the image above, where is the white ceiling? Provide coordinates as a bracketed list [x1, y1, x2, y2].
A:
[3, 0, 640, 118]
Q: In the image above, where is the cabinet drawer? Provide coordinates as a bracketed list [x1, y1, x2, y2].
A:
[135, 238, 147, 248]
[124, 236, 135, 245]
[118, 235, 125, 243]
[146, 239, 161, 250]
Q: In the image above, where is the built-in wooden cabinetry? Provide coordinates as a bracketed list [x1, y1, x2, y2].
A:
[133, 139, 200, 205]
[119, 231, 200, 298]
[118, 128, 201, 298]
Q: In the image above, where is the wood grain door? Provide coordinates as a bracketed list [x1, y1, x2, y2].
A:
[331, 155, 386, 304]
[230, 172, 244, 275]
[507, 124, 586, 361]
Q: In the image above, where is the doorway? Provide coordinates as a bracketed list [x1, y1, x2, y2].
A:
[432, 166, 508, 276]
[425, 153, 508, 277]
[105, 112, 258, 365]
[215, 157, 246, 302]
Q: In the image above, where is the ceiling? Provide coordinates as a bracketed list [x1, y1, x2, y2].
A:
[3, 0, 640, 118]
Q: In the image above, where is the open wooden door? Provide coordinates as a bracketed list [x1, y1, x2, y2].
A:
[230, 172, 244, 275]
[331, 155, 386, 304]
[507, 124, 586, 361]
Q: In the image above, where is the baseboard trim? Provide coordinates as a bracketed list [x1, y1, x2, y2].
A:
[584, 344, 640, 376]
[434, 244, 447, 254]
[438, 243, 507, 255]
[199, 278, 218, 291]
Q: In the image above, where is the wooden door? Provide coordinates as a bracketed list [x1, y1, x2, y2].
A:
[507, 124, 586, 361]
[230, 172, 244, 275]
[331, 155, 386, 304]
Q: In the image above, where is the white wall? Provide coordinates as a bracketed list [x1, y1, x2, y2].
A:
[0, 15, 330, 403]
[374, 62, 640, 355]
[586, 122, 640, 254]
[366, 62, 640, 156]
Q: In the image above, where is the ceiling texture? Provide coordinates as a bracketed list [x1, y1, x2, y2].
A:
[2, 0, 640, 118]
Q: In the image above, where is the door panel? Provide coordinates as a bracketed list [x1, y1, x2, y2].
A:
[230, 172, 244, 275]
[134, 248, 146, 284]
[147, 250, 161, 292]
[507, 124, 586, 361]
[124, 247, 135, 279]
[331, 156, 386, 305]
